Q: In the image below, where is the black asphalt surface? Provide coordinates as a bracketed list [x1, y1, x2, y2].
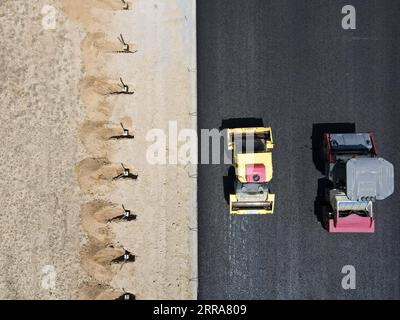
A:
[198, 0, 400, 299]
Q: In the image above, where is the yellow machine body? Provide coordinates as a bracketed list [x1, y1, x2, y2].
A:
[227, 127, 275, 214]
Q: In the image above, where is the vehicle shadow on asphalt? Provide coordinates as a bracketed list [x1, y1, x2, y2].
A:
[314, 177, 333, 230]
[311, 122, 356, 229]
[223, 166, 236, 204]
[311, 122, 356, 174]
[219, 117, 264, 130]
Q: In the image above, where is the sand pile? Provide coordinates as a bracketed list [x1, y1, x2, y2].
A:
[75, 156, 137, 291]
[63, 0, 137, 299]
[1, 0, 195, 300]
[79, 120, 134, 157]
[80, 240, 127, 284]
[79, 78, 113, 120]
[79, 283, 134, 300]
[76, 157, 137, 194]
[81, 200, 116, 243]
[63, 0, 132, 29]
[79, 74, 135, 121]
[81, 77, 121, 96]
[82, 32, 137, 57]
[81, 200, 134, 243]
[63, 0, 196, 299]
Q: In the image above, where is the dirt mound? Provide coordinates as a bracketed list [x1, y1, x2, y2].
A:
[81, 32, 135, 74]
[79, 121, 121, 156]
[81, 200, 133, 240]
[75, 157, 116, 194]
[81, 76, 121, 97]
[79, 77, 135, 121]
[78, 283, 119, 300]
[64, 0, 131, 13]
[82, 200, 122, 222]
[81, 200, 118, 243]
[62, 0, 196, 300]
[79, 78, 112, 121]
[80, 200, 136, 291]
[62, 1, 132, 31]
[76, 158, 137, 194]
[81, 239, 125, 284]
[80, 121, 117, 140]
[93, 206, 129, 223]
[82, 32, 137, 56]
[79, 282, 135, 300]
[82, 200, 133, 224]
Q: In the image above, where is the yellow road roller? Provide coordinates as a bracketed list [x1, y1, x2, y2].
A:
[227, 127, 275, 214]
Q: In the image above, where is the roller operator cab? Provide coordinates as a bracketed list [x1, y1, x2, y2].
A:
[227, 127, 275, 214]
[323, 133, 394, 233]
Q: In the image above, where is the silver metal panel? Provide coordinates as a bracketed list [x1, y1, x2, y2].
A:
[330, 133, 372, 150]
[346, 158, 394, 200]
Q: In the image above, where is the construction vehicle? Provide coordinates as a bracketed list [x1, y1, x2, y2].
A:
[323, 132, 394, 232]
[227, 127, 275, 214]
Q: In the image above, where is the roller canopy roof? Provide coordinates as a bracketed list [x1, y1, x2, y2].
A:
[330, 133, 372, 151]
[346, 158, 394, 201]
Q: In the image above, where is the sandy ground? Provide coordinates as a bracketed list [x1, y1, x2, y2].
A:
[0, 0, 86, 299]
[0, 0, 196, 299]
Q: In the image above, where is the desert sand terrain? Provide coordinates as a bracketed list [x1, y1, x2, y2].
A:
[0, 0, 196, 299]
[0, 0, 86, 299]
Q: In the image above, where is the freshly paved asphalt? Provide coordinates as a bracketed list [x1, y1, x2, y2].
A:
[197, 0, 400, 299]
